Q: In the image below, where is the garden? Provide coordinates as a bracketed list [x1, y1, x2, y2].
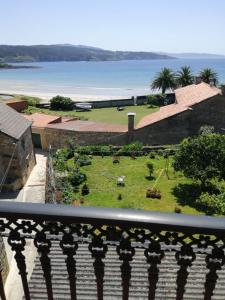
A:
[52, 132, 225, 216]
[21, 94, 167, 125]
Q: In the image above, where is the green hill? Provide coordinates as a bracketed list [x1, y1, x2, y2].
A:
[0, 44, 175, 63]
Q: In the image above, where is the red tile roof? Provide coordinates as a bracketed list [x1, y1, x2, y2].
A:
[136, 104, 188, 129]
[137, 83, 222, 129]
[47, 120, 127, 133]
[24, 113, 61, 128]
[175, 82, 221, 106]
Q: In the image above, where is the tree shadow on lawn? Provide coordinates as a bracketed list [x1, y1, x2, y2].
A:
[145, 175, 156, 181]
[172, 182, 221, 212]
[172, 183, 202, 211]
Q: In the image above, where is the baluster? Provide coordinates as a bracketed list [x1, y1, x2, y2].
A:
[89, 236, 108, 300]
[175, 245, 196, 300]
[117, 239, 135, 300]
[144, 241, 164, 300]
[0, 262, 6, 300]
[34, 232, 53, 300]
[60, 233, 78, 300]
[204, 247, 225, 300]
[8, 230, 30, 300]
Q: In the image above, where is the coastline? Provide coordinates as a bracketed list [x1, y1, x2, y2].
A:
[0, 88, 152, 102]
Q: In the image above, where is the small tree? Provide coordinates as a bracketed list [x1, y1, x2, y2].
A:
[176, 66, 194, 87]
[69, 170, 87, 186]
[146, 162, 154, 178]
[173, 134, 225, 186]
[151, 68, 177, 94]
[199, 68, 218, 85]
[81, 183, 89, 196]
[50, 95, 74, 111]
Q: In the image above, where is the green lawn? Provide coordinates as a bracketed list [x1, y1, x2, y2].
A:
[68, 155, 201, 215]
[24, 105, 159, 125]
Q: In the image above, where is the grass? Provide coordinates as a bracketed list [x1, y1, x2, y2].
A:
[67, 155, 201, 215]
[23, 105, 159, 125]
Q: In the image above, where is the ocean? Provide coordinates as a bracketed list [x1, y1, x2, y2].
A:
[0, 59, 225, 101]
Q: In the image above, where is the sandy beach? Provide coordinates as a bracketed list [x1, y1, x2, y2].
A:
[0, 87, 151, 102]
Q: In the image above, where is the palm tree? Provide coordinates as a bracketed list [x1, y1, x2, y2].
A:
[176, 66, 194, 87]
[199, 68, 218, 85]
[151, 68, 176, 94]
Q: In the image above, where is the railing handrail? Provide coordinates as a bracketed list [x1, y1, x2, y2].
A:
[0, 201, 225, 235]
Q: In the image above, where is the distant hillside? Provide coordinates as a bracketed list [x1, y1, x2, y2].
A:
[0, 45, 174, 63]
[162, 52, 225, 59]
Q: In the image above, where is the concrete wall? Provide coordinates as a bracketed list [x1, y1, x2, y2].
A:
[37, 94, 175, 109]
[89, 97, 146, 108]
[0, 127, 36, 190]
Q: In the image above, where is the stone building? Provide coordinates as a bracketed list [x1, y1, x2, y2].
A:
[0, 103, 36, 191]
[133, 82, 225, 145]
[25, 83, 225, 149]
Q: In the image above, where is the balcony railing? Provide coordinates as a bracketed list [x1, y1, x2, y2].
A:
[0, 201, 225, 299]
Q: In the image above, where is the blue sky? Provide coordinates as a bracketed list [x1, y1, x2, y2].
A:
[1, 0, 225, 54]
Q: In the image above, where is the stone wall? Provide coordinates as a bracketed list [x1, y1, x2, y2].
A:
[0, 127, 36, 190]
[132, 95, 225, 145]
[37, 94, 225, 149]
[43, 127, 127, 149]
[17, 127, 36, 186]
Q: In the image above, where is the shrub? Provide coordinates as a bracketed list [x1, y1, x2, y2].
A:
[78, 145, 113, 156]
[173, 134, 225, 186]
[121, 141, 143, 156]
[80, 198, 85, 204]
[60, 181, 74, 204]
[75, 155, 92, 167]
[53, 149, 70, 171]
[146, 188, 161, 199]
[118, 193, 122, 200]
[113, 156, 120, 164]
[163, 150, 169, 158]
[50, 95, 74, 111]
[20, 95, 41, 106]
[174, 206, 182, 214]
[54, 148, 72, 161]
[157, 150, 164, 156]
[69, 170, 87, 186]
[147, 94, 166, 107]
[149, 152, 156, 159]
[196, 192, 225, 215]
[81, 183, 89, 196]
[146, 162, 154, 177]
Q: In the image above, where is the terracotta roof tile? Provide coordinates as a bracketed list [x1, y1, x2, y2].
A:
[175, 82, 221, 106]
[137, 83, 222, 129]
[47, 120, 127, 133]
[24, 113, 61, 128]
[136, 104, 188, 129]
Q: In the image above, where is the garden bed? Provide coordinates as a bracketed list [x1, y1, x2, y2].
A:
[52, 146, 200, 215]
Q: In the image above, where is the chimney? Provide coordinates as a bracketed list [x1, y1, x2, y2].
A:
[195, 76, 202, 85]
[128, 112, 136, 132]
